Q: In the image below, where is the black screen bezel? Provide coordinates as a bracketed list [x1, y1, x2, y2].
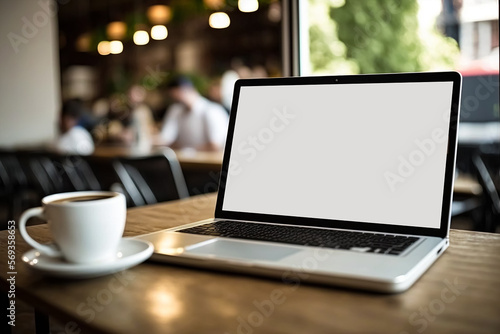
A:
[214, 72, 462, 239]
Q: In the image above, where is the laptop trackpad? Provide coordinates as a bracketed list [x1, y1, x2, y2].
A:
[184, 239, 300, 262]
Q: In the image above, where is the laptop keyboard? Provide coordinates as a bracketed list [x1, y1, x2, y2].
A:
[178, 220, 419, 255]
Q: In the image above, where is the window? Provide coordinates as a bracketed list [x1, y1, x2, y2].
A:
[283, 0, 499, 76]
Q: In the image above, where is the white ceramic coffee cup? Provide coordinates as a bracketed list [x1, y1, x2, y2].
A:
[19, 191, 126, 264]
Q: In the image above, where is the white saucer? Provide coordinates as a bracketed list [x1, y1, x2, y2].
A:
[22, 238, 153, 279]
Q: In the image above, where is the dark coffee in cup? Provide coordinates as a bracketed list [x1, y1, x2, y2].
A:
[50, 195, 114, 204]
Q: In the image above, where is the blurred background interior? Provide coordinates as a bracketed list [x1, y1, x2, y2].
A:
[0, 0, 498, 232]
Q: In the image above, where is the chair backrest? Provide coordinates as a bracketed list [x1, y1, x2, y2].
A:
[0, 151, 29, 190]
[112, 147, 189, 207]
[470, 144, 500, 232]
[0, 159, 9, 193]
[1, 150, 108, 225]
[13, 151, 103, 196]
[473, 148, 500, 215]
[59, 155, 101, 191]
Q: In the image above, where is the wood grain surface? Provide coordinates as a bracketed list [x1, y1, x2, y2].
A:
[1, 193, 499, 334]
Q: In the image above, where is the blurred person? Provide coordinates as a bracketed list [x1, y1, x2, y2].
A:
[54, 99, 95, 155]
[157, 76, 229, 151]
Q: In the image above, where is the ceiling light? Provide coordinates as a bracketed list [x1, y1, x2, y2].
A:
[133, 30, 149, 45]
[209, 12, 230, 29]
[97, 41, 110, 55]
[151, 25, 168, 40]
[106, 21, 127, 40]
[238, 0, 259, 13]
[147, 5, 172, 24]
[109, 40, 123, 54]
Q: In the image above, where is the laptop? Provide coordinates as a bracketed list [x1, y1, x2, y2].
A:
[137, 71, 462, 293]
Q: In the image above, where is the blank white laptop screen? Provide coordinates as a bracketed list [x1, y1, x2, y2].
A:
[222, 81, 454, 229]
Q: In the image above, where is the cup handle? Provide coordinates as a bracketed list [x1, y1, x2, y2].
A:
[19, 207, 62, 258]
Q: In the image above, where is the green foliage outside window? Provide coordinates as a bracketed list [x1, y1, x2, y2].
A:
[309, 0, 459, 74]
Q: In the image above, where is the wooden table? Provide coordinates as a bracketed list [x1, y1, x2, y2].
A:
[2, 194, 499, 334]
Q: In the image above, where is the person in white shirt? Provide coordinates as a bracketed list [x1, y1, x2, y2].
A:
[158, 76, 229, 151]
[55, 99, 95, 155]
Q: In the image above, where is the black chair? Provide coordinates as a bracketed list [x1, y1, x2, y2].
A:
[0, 151, 40, 226]
[17, 151, 103, 194]
[85, 155, 121, 191]
[0, 151, 29, 191]
[58, 155, 101, 191]
[451, 172, 483, 230]
[0, 150, 107, 227]
[451, 195, 482, 217]
[472, 146, 500, 232]
[112, 148, 189, 207]
[17, 151, 76, 195]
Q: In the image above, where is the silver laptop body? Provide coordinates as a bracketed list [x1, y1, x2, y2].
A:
[137, 72, 462, 293]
